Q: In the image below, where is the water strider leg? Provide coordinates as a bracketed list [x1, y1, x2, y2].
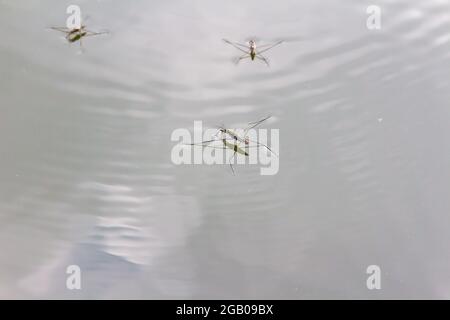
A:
[223, 39, 250, 54]
[228, 151, 237, 175]
[256, 54, 270, 66]
[256, 40, 283, 54]
[236, 54, 250, 65]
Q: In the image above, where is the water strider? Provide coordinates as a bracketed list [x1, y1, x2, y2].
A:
[50, 25, 108, 48]
[186, 116, 276, 174]
[216, 115, 277, 156]
[223, 39, 283, 66]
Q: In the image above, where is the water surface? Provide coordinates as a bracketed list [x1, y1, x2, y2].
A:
[1, 0, 450, 299]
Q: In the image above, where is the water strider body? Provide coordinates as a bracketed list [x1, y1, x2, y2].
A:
[223, 39, 283, 66]
[222, 138, 249, 157]
[65, 26, 88, 42]
[248, 40, 257, 60]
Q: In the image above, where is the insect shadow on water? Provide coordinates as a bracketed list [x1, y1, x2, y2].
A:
[185, 115, 278, 175]
[223, 39, 283, 66]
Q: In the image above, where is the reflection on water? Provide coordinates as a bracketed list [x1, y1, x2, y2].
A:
[1, 0, 450, 299]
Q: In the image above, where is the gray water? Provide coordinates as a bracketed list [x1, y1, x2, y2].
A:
[1, 0, 450, 299]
